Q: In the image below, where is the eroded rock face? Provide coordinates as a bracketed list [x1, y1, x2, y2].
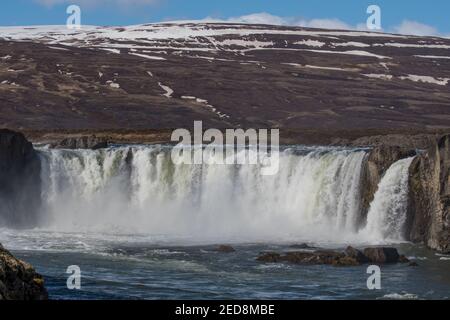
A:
[55, 135, 108, 150]
[407, 134, 450, 253]
[0, 244, 48, 300]
[0, 129, 41, 227]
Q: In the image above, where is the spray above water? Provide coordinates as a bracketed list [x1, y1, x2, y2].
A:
[33, 146, 413, 244]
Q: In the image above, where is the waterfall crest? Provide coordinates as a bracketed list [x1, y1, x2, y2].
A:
[34, 145, 414, 244]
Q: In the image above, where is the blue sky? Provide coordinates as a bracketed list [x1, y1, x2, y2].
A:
[1, 0, 449, 36]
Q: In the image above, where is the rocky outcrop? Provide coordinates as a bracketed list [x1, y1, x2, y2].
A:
[0, 243, 48, 300]
[54, 135, 108, 150]
[350, 134, 440, 150]
[360, 145, 416, 221]
[0, 129, 41, 227]
[407, 134, 450, 253]
[257, 247, 407, 266]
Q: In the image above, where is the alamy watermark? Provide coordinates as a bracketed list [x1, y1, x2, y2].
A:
[367, 5, 382, 30]
[366, 265, 381, 290]
[66, 265, 81, 290]
[66, 5, 81, 30]
[171, 121, 280, 176]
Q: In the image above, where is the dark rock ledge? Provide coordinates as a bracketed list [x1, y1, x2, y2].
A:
[0, 243, 48, 300]
[257, 246, 411, 267]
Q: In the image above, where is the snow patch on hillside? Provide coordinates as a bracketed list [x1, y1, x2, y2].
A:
[130, 53, 166, 60]
[363, 73, 393, 80]
[414, 55, 450, 60]
[158, 82, 174, 98]
[301, 49, 391, 59]
[400, 74, 449, 86]
[332, 41, 370, 48]
[294, 39, 325, 47]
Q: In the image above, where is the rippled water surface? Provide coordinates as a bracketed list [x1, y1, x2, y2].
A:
[1, 230, 449, 300]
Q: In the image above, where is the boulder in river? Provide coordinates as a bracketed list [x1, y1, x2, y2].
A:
[215, 245, 236, 253]
[288, 243, 315, 249]
[256, 252, 282, 263]
[363, 247, 400, 263]
[345, 246, 370, 264]
[257, 250, 360, 266]
[257, 247, 404, 266]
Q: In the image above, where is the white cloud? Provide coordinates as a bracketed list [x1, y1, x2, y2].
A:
[227, 13, 288, 26]
[228, 13, 448, 37]
[296, 18, 352, 30]
[391, 20, 439, 37]
[227, 13, 352, 31]
[29, 5, 450, 37]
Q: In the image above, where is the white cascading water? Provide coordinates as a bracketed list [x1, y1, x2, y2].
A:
[35, 145, 413, 244]
[360, 157, 415, 242]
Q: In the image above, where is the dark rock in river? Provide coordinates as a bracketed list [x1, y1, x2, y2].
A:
[55, 135, 108, 150]
[0, 244, 48, 300]
[257, 247, 403, 266]
[256, 252, 282, 263]
[257, 250, 352, 266]
[363, 247, 400, 263]
[0, 129, 41, 227]
[332, 256, 361, 267]
[289, 243, 315, 249]
[215, 245, 236, 253]
[407, 134, 450, 253]
[283, 250, 345, 265]
[345, 246, 370, 264]
[398, 255, 410, 263]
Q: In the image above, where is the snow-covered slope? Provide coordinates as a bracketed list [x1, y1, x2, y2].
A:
[1, 23, 448, 56]
[0, 23, 449, 133]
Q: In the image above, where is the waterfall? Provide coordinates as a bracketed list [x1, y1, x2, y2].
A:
[360, 157, 415, 242]
[33, 145, 414, 244]
[35, 146, 368, 243]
